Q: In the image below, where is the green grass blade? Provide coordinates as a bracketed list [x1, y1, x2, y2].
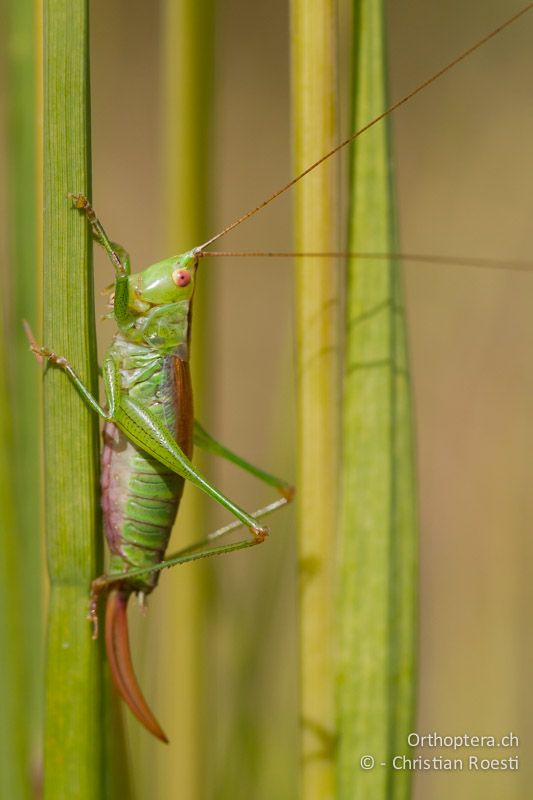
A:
[290, 1, 340, 797]
[42, 2, 104, 796]
[336, 1, 417, 798]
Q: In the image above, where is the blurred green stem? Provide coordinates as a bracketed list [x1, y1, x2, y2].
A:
[0, 333, 31, 798]
[145, 1, 214, 797]
[291, 0, 340, 797]
[2, 0, 39, 794]
[336, 2, 417, 798]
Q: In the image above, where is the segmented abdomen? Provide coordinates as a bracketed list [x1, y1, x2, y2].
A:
[101, 350, 193, 593]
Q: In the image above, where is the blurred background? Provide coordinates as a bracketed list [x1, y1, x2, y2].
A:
[1, 0, 533, 797]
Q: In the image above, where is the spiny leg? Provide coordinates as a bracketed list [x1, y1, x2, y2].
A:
[94, 497, 285, 741]
[89, 497, 288, 742]
[113, 393, 269, 540]
[194, 420, 295, 500]
[91, 496, 290, 737]
[91, 495, 289, 596]
[26, 322, 270, 542]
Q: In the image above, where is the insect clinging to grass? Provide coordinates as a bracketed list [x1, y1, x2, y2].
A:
[27, 3, 533, 744]
[26, 191, 294, 743]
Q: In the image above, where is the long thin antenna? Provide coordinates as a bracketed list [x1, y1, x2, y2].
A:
[198, 3, 533, 252]
[201, 251, 533, 273]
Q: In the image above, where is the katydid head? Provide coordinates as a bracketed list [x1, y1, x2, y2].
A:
[129, 249, 199, 311]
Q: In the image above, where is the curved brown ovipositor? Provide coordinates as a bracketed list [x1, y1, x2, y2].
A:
[105, 588, 168, 744]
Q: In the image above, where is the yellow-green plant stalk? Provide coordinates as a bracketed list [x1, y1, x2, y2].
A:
[146, 0, 214, 796]
[291, 1, 340, 797]
[336, 1, 417, 798]
[3, 0, 39, 793]
[43, 2, 103, 796]
[0, 331, 31, 799]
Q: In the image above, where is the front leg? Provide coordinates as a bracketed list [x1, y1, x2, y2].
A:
[24, 321, 110, 420]
[68, 193, 130, 277]
[68, 193, 136, 332]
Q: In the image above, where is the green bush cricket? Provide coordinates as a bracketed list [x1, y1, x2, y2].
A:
[26, 191, 294, 742]
[27, 3, 533, 744]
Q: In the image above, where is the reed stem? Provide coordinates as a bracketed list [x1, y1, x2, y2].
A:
[42, 2, 103, 796]
[291, 1, 340, 796]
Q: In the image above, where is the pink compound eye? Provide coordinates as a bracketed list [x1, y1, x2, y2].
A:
[172, 268, 191, 287]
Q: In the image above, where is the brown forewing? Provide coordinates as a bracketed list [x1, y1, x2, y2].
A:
[173, 356, 194, 459]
